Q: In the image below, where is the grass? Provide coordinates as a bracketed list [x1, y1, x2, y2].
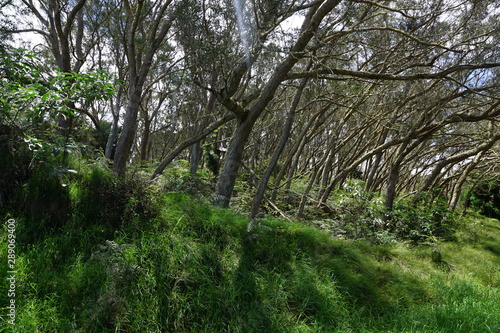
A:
[1, 184, 499, 332]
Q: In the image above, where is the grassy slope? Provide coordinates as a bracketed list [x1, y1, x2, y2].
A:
[1, 192, 499, 332]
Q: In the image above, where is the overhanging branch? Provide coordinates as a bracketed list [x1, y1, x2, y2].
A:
[286, 62, 500, 81]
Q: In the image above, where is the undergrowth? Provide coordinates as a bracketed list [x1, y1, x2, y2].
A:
[0, 162, 499, 332]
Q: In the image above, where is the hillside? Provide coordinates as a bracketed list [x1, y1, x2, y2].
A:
[1, 2, 500, 331]
[1, 170, 499, 332]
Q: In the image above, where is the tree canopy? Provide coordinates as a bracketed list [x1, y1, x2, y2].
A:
[2, 0, 500, 217]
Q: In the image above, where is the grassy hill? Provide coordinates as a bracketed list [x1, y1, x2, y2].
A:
[1, 167, 499, 332]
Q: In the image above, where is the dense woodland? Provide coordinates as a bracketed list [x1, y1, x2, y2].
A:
[1, 0, 499, 217]
[0, 1, 500, 331]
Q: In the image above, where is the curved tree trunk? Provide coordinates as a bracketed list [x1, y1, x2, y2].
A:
[448, 151, 485, 211]
[213, 117, 255, 207]
[271, 103, 332, 201]
[250, 76, 309, 219]
[418, 134, 500, 195]
[213, 0, 342, 207]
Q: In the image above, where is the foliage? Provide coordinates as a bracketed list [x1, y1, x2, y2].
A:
[1, 49, 47, 124]
[154, 159, 214, 196]
[389, 195, 456, 243]
[469, 178, 500, 219]
[1, 1, 499, 330]
[304, 180, 456, 244]
[2, 179, 499, 332]
[70, 160, 152, 231]
[1, 49, 115, 128]
[0, 47, 116, 214]
[303, 179, 388, 244]
[332, 179, 386, 238]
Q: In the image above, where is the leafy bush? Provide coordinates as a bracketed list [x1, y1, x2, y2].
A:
[306, 181, 455, 244]
[469, 179, 500, 219]
[389, 197, 456, 243]
[313, 179, 389, 243]
[155, 160, 213, 196]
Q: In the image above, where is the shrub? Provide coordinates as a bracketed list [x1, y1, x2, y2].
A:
[316, 179, 388, 243]
[0, 124, 32, 207]
[70, 160, 156, 232]
[155, 160, 213, 196]
[469, 179, 500, 219]
[390, 198, 456, 243]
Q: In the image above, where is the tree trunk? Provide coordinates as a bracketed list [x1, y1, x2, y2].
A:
[365, 129, 389, 192]
[448, 151, 484, 210]
[384, 141, 411, 212]
[249, 76, 309, 218]
[105, 98, 120, 160]
[214, 0, 342, 206]
[112, 0, 174, 176]
[418, 134, 500, 195]
[113, 85, 142, 176]
[190, 141, 202, 175]
[213, 117, 254, 207]
[318, 144, 336, 200]
[298, 166, 320, 218]
[272, 103, 331, 201]
[140, 117, 151, 163]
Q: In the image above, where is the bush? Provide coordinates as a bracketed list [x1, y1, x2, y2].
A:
[309, 179, 391, 244]
[307, 181, 455, 244]
[469, 179, 500, 219]
[390, 198, 456, 243]
[18, 168, 72, 234]
[70, 159, 157, 235]
[155, 160, 213, 196]
[0, 124, 32, 207]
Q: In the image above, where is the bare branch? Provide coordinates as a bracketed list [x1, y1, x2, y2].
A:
[287, 63, 500, 81]
[352, 0, 416, 19]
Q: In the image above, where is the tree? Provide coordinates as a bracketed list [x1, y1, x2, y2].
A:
[112, 0, 176, 176]
[18, 0, 98, 135]
[211, 0, 343, 207]
[10, 0, 498, 217]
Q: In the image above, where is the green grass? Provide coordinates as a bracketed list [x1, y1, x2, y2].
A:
[1, 190, 499, 332]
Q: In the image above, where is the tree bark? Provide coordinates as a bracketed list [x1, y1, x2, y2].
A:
[213, 117, 255, 207]
[140, 116, 151, 163]
[114, 84, 142, 176]
[214, 0, 342, 206]
[105, 95, 121, 160]
[190, 141, 203, 175]
[249, 75, 309, 219]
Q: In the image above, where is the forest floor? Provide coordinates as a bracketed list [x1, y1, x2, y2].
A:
[1, 189, 499, 332]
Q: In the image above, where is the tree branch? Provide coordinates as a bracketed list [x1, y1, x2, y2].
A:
[152, 113, 236, 179]
[287, 63, 500, 81]
[8, 28, 49, 37]
[63, 0, 87, 37]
